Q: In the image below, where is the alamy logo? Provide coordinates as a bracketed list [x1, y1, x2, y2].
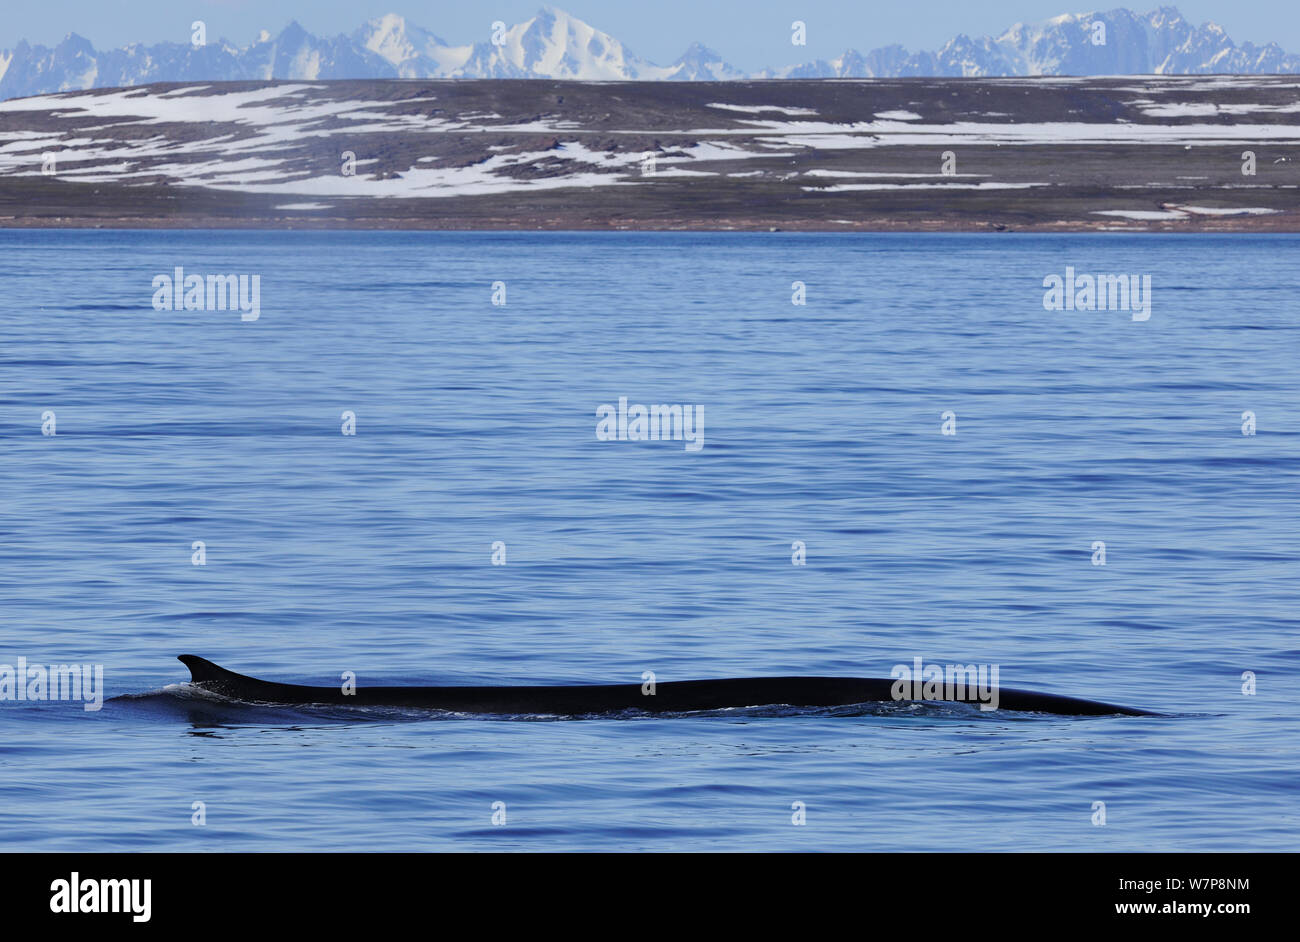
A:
[0, 658, 103, 712]
[890, 656, 1000, 711]
[596, 396, 704, 452]
[1042, 266, 1151, 321]
[152, 267, 260, 321]
[50, 872, 151, 922]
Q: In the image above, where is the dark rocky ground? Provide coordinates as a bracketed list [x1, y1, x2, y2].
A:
[1, 77, 1299, 230]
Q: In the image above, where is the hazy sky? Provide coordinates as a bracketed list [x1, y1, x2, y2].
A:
[6, 2, 1300, 70]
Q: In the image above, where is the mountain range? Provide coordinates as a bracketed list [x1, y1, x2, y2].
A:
[2, 5, 1298, 100]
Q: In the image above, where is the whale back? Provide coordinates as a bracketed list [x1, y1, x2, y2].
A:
[176, 655, 1158, 716]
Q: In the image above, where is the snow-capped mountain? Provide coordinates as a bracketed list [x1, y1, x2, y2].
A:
[2, 5, 1298, 100]
[352, 13, 473, 78]
[763, 6, 1300, 77]
[448, 7, 668, 79]
[663, 43, 748, 81]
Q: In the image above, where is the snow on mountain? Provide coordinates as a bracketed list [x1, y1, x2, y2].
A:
[1, 5, 1298, 100]
[663, 43, 747, 81]
[353, 13, 473, 78]
[753, 6, 1300, 79]
[451, 6, 667, 80]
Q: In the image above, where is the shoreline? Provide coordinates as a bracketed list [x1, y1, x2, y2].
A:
[3, 214, 1298, 232]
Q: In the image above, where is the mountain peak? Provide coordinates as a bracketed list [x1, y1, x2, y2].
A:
[668, 40, 743, 80]
[359, 13, 412, 55]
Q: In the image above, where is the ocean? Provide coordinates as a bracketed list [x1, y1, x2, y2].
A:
[1, 229, 1296, 851]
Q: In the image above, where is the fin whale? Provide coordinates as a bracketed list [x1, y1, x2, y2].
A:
[177, 655, 1157, 717]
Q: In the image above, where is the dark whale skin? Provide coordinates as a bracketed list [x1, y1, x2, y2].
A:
[177, 655, 1158, 717]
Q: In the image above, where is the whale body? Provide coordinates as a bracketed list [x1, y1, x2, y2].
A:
[176, 655, 1157, 717]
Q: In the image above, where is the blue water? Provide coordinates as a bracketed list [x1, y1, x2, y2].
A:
[1, 230, 1297, 851]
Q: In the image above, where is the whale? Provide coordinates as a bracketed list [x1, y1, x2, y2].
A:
[176, 655, 1158, 717]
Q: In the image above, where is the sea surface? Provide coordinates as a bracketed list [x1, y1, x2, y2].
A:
[1, 230, 1296, 852]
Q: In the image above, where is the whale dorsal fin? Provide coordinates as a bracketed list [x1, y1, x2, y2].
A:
[177, 654, 252, 685]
